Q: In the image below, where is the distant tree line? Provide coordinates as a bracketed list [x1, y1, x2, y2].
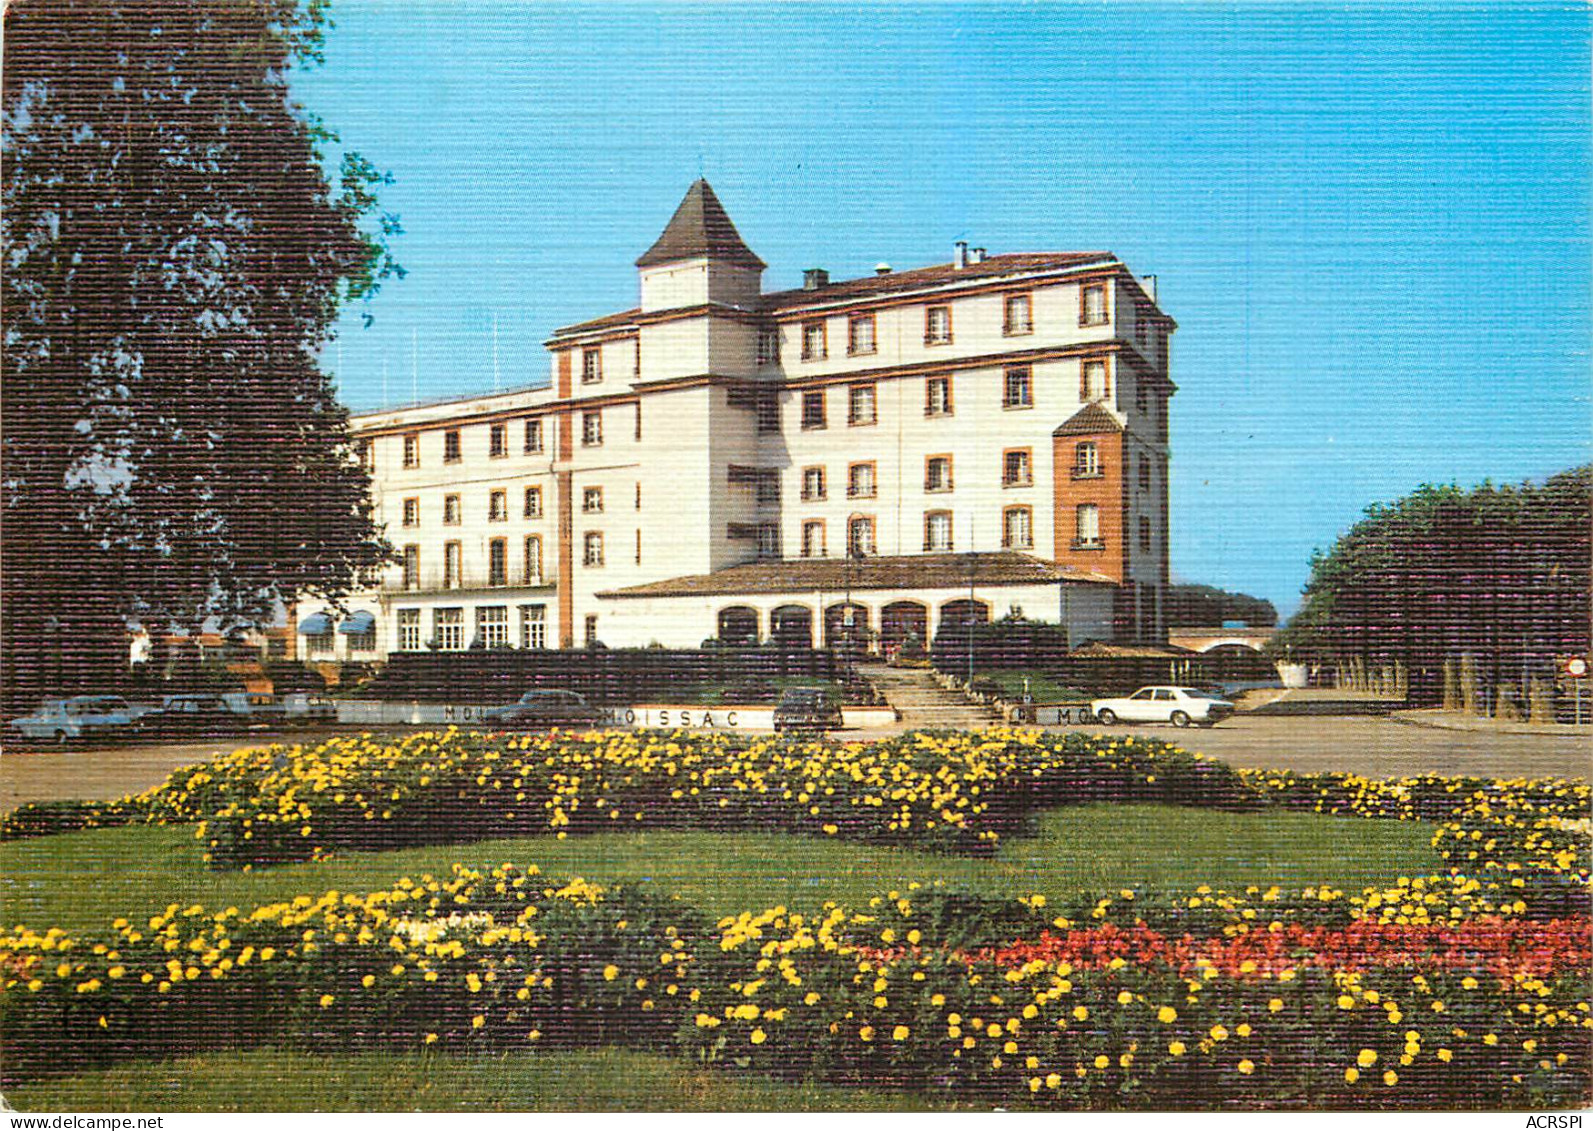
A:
[1163, 584, 1278, 628]
[1271, 467, 1591, 706]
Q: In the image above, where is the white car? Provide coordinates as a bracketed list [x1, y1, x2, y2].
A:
[1090, 686, 1235, 728]
[7, 695, 152, 745]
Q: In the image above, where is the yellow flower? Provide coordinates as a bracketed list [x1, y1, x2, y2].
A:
[1357, 1049, 1378, 1067]
[471, 1014, 485, 1029]
[319, 994, 335, 1008]
[1093, 1055, 1109, 1069]
[1118, 990, 1134, 1005]
[1268, 998, 1284, 1013]
[1169, 1040, 1186, 1057]
[859, 1025, 875, 1042]
[602, 964, 619, 981]
[1209, 1025, 1228, 1041]
[750, 1028, 767, 1045]
[1338, 995, 1356, 1010]
[1345, 1067, 1360, 1084]
[893, 1025, 910, 1041]
[1072, 1006, 1089, 1021]
[1157, 1006, 1178, 1023]
[1238, 1059, 1255, 1075]
[1437, 1048, 1453, 1063]
[424, 1033, 438, 1044]
[1382, 1070, 1398, 1086]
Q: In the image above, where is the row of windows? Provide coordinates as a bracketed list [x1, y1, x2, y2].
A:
[399, 483, 647, 529]
[787, 505, 1160, 560]
[395, 604, 553, 651]
[398, 526, 641, 590]
[794, 362, 1113, 432]
[779, 283, 1112, 364]
[397, 410, 621, 470]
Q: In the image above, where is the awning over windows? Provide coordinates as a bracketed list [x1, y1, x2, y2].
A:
[298, 612, 333, 635]
[338, 611, 376, 635]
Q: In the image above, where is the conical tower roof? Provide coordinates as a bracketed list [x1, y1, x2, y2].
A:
[636, 179, 765, 269]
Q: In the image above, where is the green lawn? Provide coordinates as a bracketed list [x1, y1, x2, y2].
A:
[977, 669, 1091, 703]
[1, 804, 1437, 937]
[2, 1047, 958, 1112]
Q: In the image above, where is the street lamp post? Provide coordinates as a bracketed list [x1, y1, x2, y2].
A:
[966, 550, 977, 690]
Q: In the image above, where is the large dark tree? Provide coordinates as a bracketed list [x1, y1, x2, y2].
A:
[3, 0, 399, 710]
[1271, 468, 1592, 702]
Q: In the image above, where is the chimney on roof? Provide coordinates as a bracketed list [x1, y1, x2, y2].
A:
[803, 268, 829, 291]
[1142, 274, 1158, 302]
[972, 247, 987, 264]
[953, 240, 968, 269]
[874, 262, 892, 275]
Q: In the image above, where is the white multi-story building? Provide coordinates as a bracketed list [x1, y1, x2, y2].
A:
[295, 181, 1174, 661]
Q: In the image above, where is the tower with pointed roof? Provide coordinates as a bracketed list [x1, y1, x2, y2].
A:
[637, 179, 764, 314]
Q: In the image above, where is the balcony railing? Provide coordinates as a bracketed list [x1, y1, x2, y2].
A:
[384, 567, 555, 597]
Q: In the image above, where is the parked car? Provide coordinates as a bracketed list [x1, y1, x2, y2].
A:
[280, 692, 338, 726]
[481, 690, 602, 730]
[773, 687, 844, 733]
[220, 691, 290, 727]
[142, 693, 245, 737]
[8, 695, 150, 745]
[1090, 686, 1236, 728]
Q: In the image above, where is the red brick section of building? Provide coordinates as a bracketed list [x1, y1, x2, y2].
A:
[1052, 403, 1139, 637]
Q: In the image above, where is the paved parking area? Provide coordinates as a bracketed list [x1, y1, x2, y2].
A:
[1, 715, 1586, 812]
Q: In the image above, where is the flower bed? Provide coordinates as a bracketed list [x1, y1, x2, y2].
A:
[1, 867, 1587, 1108]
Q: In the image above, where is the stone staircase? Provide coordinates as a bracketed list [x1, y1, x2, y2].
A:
[856, 663, 1001, 730]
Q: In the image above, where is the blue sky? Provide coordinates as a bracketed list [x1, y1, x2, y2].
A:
[293, 2, 1591, 617]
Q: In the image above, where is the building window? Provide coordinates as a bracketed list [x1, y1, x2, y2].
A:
[848, 383, 877, 426]
[402, 497, 419, 527]
[801, 466, 826, 501]
[583, 531, 604, 567]
[444, 494, 461, 525]
[403, 433, 419, 468]
[1139, 457, 1152, 492]
[1002, 448, 1033, 487]
[1003, 293, 1032, 335]
[756, 396, 780, 433]
[582, 411, 602, 446]
[519, 604, 546, 649]
[847, 461, 877, 499]
[634, 402, 642, 441]
[434, 607, 464, 651]
[358, 439, 374, 470]
[523, 535, 543, 584]
[1075, 441, 1100, 479]
[1004, 366, 1033, 408]
[924, 510, 954, 552]
[1081, 283, 1108, 326]
[634, 482, 642, 510]
[304, 628, 334, 657]
[444, 541, 461, 589]
[582, 347, 602, 384]
[1136, 379, 1149, 413]
[756, 471, 780, 505]
[801, 520, 826, 558]
[925, 305, 951, 345]
[489, 490, 508, 522]
[583, 486, 603, 513]
[477, 605, 508, 648]
[1076, 503, 1102, 548]
[1082, 358, 1109, 402]
[524, 419, 543, 453]
[635, 528, 642, 564]
[524, 486, 542, 518]
[847, 515, 876, 557]
[488, 538, 508, 586]
[402, 545, 419, 590]
[801, 321, 827, 361]
[801, 391, 826, 430]
[756, 523, 780, 559]
[757, 327, 781, 365]
[925, 455, 953, 493]
[397, 608, 421, 652]
[1139, 515, 1153, 551]
[925, 375, 953, 417]
[443, 429, 461, 463]
[585, 614, 599, 646]
[1003, 506, 1033, 549]
[489, 423, 507, 458]
[848, 314, 876, 356]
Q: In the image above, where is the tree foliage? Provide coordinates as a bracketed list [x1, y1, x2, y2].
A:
[1271, 468, 1591, 694]
[2, 0, 400, 706]
[1163, 583, 1278, 628]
